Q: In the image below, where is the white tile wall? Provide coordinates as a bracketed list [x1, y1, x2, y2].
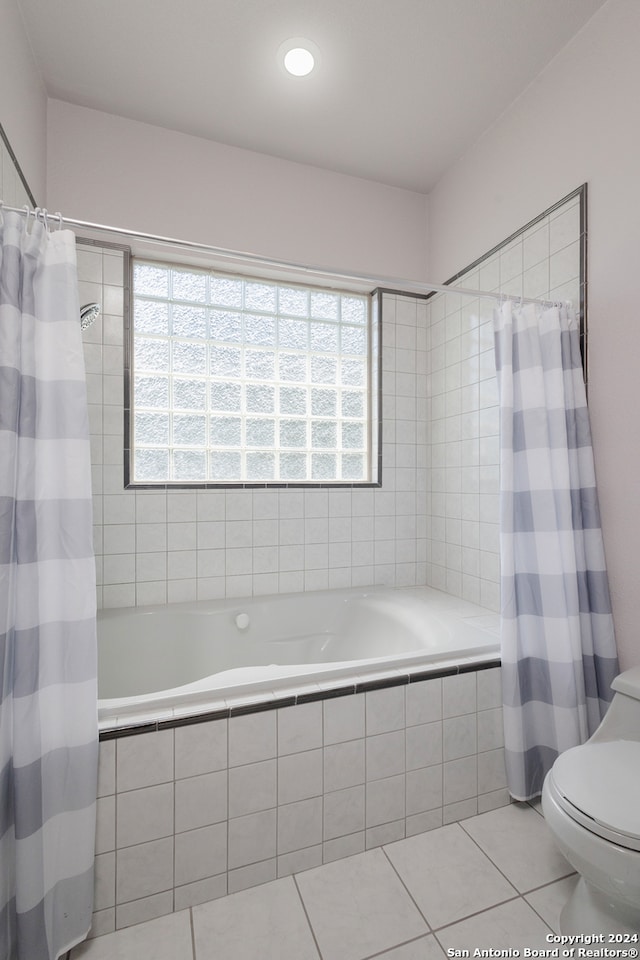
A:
[77, 244, 428, 608]
[424, 194, 583, 609]
[92, 666, 507, 936]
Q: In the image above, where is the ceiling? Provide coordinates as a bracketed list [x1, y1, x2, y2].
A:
[17, 0, 606, 193]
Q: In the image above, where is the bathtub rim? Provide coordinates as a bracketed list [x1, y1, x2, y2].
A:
[98, 655, 502, 739]
[97, 584, 501, 735]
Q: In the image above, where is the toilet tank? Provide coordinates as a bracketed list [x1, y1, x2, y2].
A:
[590, 666, 640, 744]
[611, 666, 640, 699]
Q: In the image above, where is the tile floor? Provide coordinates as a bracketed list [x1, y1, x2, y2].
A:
[71, 801, 578, 960]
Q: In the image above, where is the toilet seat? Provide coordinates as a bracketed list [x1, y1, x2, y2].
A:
[547, 740, 640, 852]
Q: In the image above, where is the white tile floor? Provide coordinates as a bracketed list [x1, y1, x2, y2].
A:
[71, 801, 577, 960]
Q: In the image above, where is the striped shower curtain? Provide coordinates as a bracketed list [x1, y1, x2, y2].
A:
[493, 301, 619, 801]
[0, 212, 98, 959]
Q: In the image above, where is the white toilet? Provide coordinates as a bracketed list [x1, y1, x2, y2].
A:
[542, 666, 640, 935]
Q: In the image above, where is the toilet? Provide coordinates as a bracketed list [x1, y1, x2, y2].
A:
[542, 666, 640, 935]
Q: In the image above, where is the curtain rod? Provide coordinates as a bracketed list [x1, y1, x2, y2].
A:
[0, 202, 568, 309]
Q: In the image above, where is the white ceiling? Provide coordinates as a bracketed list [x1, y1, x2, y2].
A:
[18, 0, 606, 193]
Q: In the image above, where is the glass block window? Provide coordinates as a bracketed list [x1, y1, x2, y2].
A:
[129, 261, 376, 485]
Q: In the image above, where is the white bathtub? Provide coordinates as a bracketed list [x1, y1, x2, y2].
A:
[98, 585, 500, 728]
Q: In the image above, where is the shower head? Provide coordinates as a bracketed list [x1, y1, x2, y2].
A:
[80, 302, 100, 330]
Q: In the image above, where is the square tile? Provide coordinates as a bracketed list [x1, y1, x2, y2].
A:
[324, 785, 365, 841]
[442, 673, 476, 718]
[385, 823, 516, 928]
[477, 747, 507, 794]
[193, 876, 318, 960]
[324, 739, 365, 792]
[367, 730, 406, 781]
[296, 848, 428, 960]
[324, 693, 365, 745]
[228, 759, 277, 818]
[406, 766, 442, 816]
[443, 755, 477, 804]
[477, 707, 503, 752]
[174, 719, 227, 780]
[461, 802, 573, 892]
[115, 837, 174, 904]
[443, 714, 477, 761]
[228, 808, 277, 870]
[174, 822, 227, 886]
[278, 796, 323, 855]
[406, 722, 442, 770]
[116, 783, 174, 848]
[277, 701, 323, 755]
[366, 774, 405, 827]
[228, 711, 276, 766]
[116, 730, 173, 791]
[175, 770, 227, 833]
[278, 749, 323, 804]
[116, 730, 173, 792]
[366, 686, 405, 735]
[70, 910, 193, 959]
[476, 666, 501, 710]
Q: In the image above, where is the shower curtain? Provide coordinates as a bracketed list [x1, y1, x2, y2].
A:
[493, 301, 618, 801]
[0, 212, 98, 959]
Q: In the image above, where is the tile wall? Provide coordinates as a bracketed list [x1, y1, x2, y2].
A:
[78, 243, 429, 607]
[79, 192, 581, 611]
[424, 192, 583, 609]
[92, 666, 507, 937]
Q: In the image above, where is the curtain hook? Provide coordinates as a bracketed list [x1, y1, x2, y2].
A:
[41, 208, 49, 231]
[55, 212, 63, 231]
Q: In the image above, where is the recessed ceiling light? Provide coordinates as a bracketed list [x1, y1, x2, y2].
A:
[278, 38, 319, 78]
[285, 47, 314, 76]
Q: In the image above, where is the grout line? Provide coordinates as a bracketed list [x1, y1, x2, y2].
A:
[189, 907, 197, 960]
[523, 870, 578, 897]
[292, 873, 324, 960]
[359, 932, 435, 960]
[455, 806, 577, 933]
[380, 844, 432, 932]
[522, 871, 578, 935]
[457, 814, 521, 894]
[430, 891, 521, 934]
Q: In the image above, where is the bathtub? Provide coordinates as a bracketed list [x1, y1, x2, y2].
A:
[98, 585, 500, 728]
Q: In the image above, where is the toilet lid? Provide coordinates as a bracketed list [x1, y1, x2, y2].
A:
[549, 740, 640, 851]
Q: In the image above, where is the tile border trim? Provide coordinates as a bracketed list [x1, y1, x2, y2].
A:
[98, 657, 501, 740]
